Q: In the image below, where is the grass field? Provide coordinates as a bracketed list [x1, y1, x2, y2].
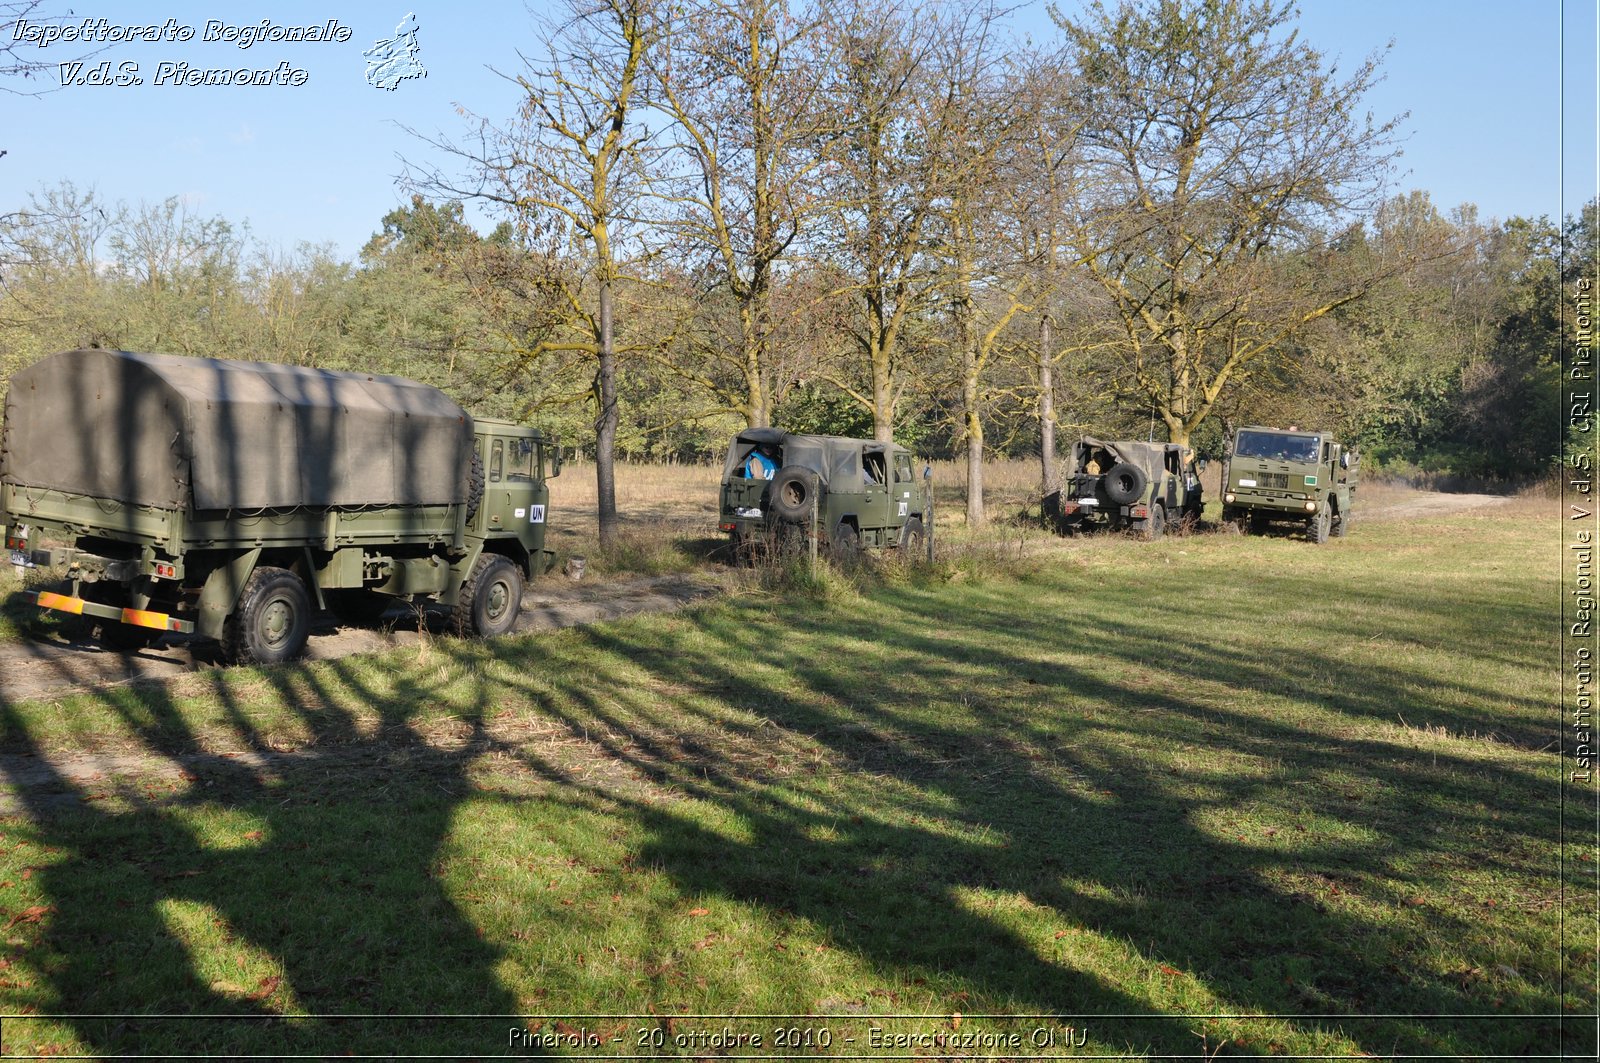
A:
[0, 487, 1586, 1058]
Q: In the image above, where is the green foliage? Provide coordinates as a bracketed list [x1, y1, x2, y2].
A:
[1311, 200, 1581, 484]
[772, 383, 875, 438]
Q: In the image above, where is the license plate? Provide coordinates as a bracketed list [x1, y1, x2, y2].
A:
[1077, 498, 1099, 506]
[9, 550, 31, 568]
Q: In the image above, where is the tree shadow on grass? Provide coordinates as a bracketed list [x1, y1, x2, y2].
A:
[0, 648, 523, 1058]
[0, 551, 1585, 1058]
[478, 570, 1577, 1058]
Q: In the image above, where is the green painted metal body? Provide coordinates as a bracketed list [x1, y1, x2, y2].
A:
[1220, 426, 1357, 539]
[718, 429, 928, 551]
[2, 353, 558, 643]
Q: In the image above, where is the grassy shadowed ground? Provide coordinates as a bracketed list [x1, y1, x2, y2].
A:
[0, 497, 1584, 1058]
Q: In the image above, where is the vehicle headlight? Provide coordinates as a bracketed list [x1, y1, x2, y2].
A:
[1223, 492, 1235, 503]
[1305, 501, 1317, 512]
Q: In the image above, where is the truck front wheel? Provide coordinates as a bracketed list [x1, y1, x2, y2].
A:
[453, 554, 523, 638]
[224, 567, 311, 665]
[1331, 505, 1349, 537]
[1310, 505, 1332, 544]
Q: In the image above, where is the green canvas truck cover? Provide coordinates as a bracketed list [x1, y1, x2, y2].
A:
[721, 428, 863, 486]
[1072, 437, 1169, 481]
[1, 349, 473, 511]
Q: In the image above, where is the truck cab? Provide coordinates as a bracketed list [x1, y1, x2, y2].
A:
[471, 419, 557, 568]
[1220, 426, 1356, 543]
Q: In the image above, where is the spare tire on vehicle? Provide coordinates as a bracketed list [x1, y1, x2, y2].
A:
[768, 465, 821, 524]
[464, 449, 485, 524]
[1102, 461, 1148, 505]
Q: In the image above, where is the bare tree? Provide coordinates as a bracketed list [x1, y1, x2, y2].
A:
[2, 3, 113, 163]
[1053, 0, 1405, 445]
[924, 8, 1040, 526]
[649, 0, 840, 427]
[814, 2, 952, 442]
[412, 0, 662, 549]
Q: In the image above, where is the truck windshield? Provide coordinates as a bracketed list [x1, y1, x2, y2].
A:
[1235, 431, 1319, 463]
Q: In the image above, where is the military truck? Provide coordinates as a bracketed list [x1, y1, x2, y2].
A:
[1046, 437, 1204, 540]
[718, 429, 928, 557]
[1220, 426, 1355, 543]
[2, 349, 559, 663]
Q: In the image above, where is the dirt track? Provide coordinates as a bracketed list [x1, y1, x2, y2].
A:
[1358, 490, 1510, 521]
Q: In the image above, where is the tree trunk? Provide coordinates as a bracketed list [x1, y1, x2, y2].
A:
[872, 350, 895, 442]
[961, 311, 984, 528]
[1038, 313, 1056, 493]
[595, 278, 619, 549]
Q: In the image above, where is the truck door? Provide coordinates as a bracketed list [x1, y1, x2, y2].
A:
[860, 447, 893, 537]
[893, 452, 916, 528]
[484, 437, 546, 546]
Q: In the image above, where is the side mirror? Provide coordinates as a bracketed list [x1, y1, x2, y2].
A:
[1196, 458, 1209, 472]
[1339, 451, 1350, 470]
[549, 437, 563, 478]
[923, 465, 932, 481]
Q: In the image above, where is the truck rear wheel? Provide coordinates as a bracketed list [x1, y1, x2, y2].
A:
[74, 580, 160, 650]
[452, 553, 523, 638]
[1142, 503, 1166, 541]
[223, 567, 311, 665]
[830, 521, 861, 559]
[1331, 505, 1349, 537]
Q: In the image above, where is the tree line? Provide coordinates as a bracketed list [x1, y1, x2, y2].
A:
[1, 0, 1592, 544]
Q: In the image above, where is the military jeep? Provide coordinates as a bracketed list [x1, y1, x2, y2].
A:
[1220, 426, 1356, 543]
[718, 429, 928, 557]
[1046, 437, 1204, 540]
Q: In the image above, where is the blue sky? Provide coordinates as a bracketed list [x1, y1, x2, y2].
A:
[1, 1, 1595, 259]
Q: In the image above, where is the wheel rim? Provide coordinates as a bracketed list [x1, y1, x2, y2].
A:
[781, 481, 805, 507]
[261, 595, 294, 649]
[485, 578, 511, 623]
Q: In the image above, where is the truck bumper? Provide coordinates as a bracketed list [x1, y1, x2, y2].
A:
[1222, 491, 1318, 516]
[30, 590, 195, 634]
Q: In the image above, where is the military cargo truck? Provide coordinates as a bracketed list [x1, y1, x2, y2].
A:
[719, 429, 928, 557]
[1046, 437, 1204, 540]
[1220, 426, 1355, 543]
[2, 349, 559, 663]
